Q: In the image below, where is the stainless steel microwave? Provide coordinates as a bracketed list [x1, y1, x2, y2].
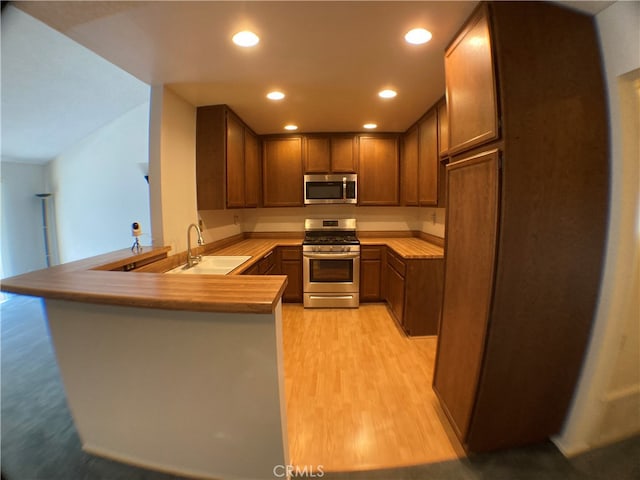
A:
[304, 174, 357, 205]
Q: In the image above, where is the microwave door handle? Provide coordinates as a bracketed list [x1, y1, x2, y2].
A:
[343, 177, 347, 200]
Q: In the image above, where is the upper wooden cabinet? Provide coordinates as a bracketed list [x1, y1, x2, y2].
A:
[305, 135, 357, 173]
[358, 135, 400, 206]
[401, 127, 419, 206]
[243, 129, 261, 208]
[225, 113, 245, 208]
[418, 109, 438, 206]
[437, 98, 449, 158]
[445, 4, 498, 155]
[196, 105, 260, 210]
[262, 136, 304, 207]
[401, 107, 439, 206]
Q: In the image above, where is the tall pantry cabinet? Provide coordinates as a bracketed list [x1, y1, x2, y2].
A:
[433, 2, 609, 453]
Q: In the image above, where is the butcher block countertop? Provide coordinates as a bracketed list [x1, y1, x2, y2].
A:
[0, 233, 443, 314]
[0, 246, 288, 314]
[360, 237, 444, 259]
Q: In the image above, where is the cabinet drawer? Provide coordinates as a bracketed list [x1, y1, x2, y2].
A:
[387, 249, 406, 277]
[361, 246, 383, 260]
[279, 246, 301, 261]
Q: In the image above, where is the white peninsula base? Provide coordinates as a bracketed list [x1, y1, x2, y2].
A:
[45, 299, 289, 480]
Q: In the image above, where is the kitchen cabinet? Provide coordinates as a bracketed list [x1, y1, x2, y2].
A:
[417, 109, 438, 206]
[196, 105, 260, 210]
[434, 2, 608, 453]
[262, 136, 304, 207]
[437, 97, 449, 158]
[243, 249, 276, 276]
[401, 127, 419, 206]
[304, 135, 357, 173]
[243, 129, 261, 207]
[445, 4, 498, 155]
[225, 113, 245, 208]
[358, 135, 400, 206]
[385, 250, 405, 324]
[437, 159, 448, 208]
[401, 105, 438, 207]
[384, 248, 443, 336]
[278, 246, 303, 303]
[360, 245, 383, 301]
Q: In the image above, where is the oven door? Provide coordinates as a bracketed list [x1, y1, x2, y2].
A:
[303, 251, 360, 293]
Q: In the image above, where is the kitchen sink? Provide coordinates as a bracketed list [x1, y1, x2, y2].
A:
[165, 255, 251, 275]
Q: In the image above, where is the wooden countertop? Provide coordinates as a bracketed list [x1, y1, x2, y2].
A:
[0, 246, 287, 314]
[0, 233, 442, 315]
[360, 237, 444, 259]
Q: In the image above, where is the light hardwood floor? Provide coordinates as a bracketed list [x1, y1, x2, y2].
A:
[282, 303, 465, 472]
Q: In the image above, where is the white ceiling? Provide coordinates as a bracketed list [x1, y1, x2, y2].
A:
[0, 4, 149, 164]
[1, 1, 614, 164]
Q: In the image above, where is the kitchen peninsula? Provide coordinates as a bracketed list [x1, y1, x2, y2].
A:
[1, 232, 443, 480]
[1, 244, 291, 480]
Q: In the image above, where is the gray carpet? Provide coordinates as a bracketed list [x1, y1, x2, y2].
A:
[2, 294, 638, 480]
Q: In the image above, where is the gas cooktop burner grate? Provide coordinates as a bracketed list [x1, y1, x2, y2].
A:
[303, 233, 360, 245]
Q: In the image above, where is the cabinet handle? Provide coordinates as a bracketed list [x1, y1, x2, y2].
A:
[263, 251, 273, 259]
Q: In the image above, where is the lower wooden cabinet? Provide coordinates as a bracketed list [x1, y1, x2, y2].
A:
[278, 246, 303, 303]
[384, 247, 443, 336]
[360, 245, 384, 301]
[242, 250, 275, 275]
[241, 246, 302, 303]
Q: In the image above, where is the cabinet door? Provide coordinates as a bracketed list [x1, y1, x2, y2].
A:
[358, 135, 400, 206]
[445, 4, 498, 155]
[433, 149, 500, 441]
[418, 110, 438, 206]
[330, 136, 357, 173]
[360, 246, 383, 301]
[386, 261, 405, 327]
[401, 126, 419, 206]
[437, 98, 449, 157]
[263, 137, 303, 207]
[196, 105, 226, 210]
[226, 113, 245, 208]
[244, 129, 260, 207]
[279, 247, 303, 303]
[305, 136, 331, 173]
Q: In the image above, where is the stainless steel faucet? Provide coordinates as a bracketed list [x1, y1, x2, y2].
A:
[186, 223, 204, 267]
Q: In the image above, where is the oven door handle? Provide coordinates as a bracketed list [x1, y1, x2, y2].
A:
[303, 252, 360, 259]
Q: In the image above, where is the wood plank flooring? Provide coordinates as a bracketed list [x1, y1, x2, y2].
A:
[282, 303, 465, 472]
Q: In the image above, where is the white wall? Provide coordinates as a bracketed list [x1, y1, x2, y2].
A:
[48, 102, 151, 263]
[241, 205, 446, 237]
[555, 0, 640, 455]
[0, 161, 49, 277]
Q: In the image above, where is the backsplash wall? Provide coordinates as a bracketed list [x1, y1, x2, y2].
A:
[239, 206, 446, 237]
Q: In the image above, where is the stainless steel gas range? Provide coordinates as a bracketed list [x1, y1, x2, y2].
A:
[302, 218, 360, 308]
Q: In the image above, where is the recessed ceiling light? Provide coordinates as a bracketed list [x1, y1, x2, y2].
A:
[363, 123, 378, 129]
[232, 31, 260, 47]
[405, 28, 432, 45]
[267, 91, 285, 100]
[378, 89, 397, 99]
[284, 124, 298, 131]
